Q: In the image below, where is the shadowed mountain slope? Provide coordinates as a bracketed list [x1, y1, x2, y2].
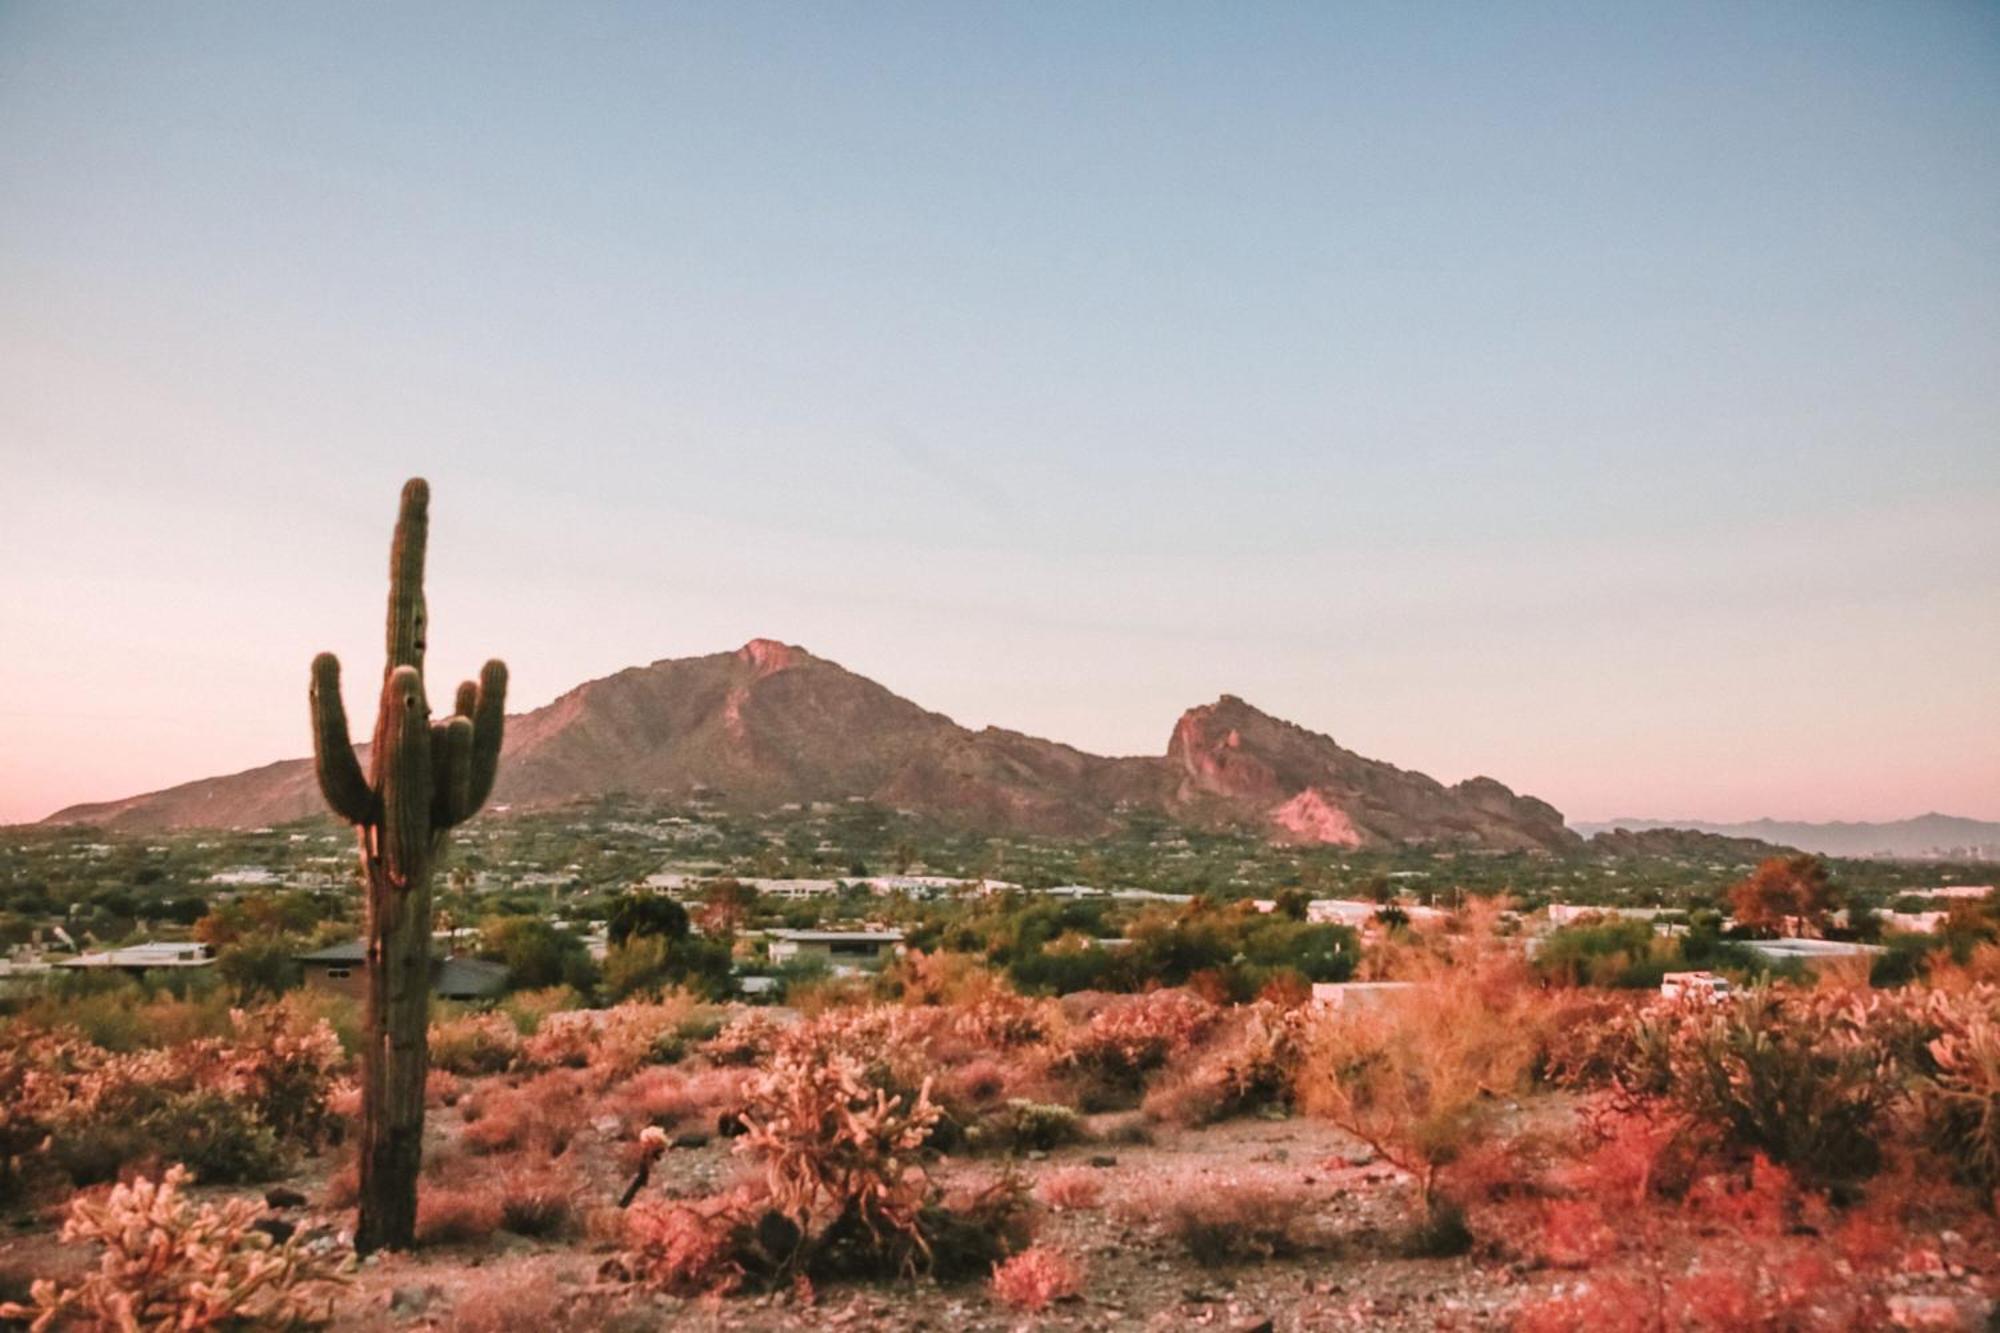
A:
[45, 640, 1579, 851]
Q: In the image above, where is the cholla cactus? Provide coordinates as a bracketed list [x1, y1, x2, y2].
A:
[309, 479, 507, 1253]
[735, 1049, 941, 1255]
[0, 1165, 349, 1330]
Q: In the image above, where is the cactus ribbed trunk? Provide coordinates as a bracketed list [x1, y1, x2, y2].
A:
[310, 479, 507, 1254]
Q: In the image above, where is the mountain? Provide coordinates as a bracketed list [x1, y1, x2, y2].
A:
[1572, 814, 2000, 861]
[1584, 826, 1796, 861]
[44, 640, 1580, 852]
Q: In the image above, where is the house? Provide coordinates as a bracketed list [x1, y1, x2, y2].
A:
[765, 928, 905, 968]
[58, 941, 214, 974]
[1740, 938, 1885, 966]
[295, 940, 508, 1001]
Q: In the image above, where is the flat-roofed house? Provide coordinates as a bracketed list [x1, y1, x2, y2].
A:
[766, 928, 904, 969]
[58, 941, 214, 975]
[296, 940, 508, 1002]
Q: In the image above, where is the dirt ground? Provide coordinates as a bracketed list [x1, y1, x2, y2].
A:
[3, 1099, 1994, 1331]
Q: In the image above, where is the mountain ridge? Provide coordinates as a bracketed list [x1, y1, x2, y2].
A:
[44, 639, 1580, 851]
[1571, 814, 2000, 860]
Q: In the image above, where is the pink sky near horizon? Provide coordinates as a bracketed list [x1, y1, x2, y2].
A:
[3, 5, 1997, 828]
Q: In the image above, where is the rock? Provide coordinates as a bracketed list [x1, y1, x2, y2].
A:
[389, 1285, 431, 1315]
[1235, 1320, 1275, 1333]
[1088, 1154, 1118, 1168]
[249, 1216, 295, 1244]
[264, 1186, 309, 1209]
[1887, 1293, 1991, 1329]
[672, 1131, 711, 1150]
[592, 1115, 621, 1135]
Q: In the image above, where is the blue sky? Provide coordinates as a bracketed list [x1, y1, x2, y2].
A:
[2, 2, 1996, 824]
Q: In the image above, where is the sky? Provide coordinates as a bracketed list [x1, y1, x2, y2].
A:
[2, 2, 1997, 828]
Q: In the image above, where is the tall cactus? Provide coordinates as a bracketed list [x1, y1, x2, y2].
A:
[309, 478, 507, 1254]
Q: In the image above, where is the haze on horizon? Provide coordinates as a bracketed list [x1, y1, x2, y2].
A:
[2, 3, 1997, 829]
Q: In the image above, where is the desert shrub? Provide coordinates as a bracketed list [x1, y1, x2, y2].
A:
[607, 1066, 695, 1133]
[700, 1010, 785, 1065]
[1035, 1166, 1104, 1211]
[426, 1068, 463, 1108]
[429, 1010, 521, 1075]
[0, 1165, 347, 1328]
[515, 998, 701, 1075]
[1909, 984, 2000, 1194]
[912, 1170, 1035, 1282]
[988, 1245, 1083, 1312]
[1297, 960, 1543, 1207]
[976, 1099, 1084, 1153]
[217, 1002, 347, 1148]
[1143, 1002, 1310, 1127]
[623, 1191, 755, 1296]
[1114, 1169, 1316, 1266]
[17, 1006, 340, 1189]
[416, 1181, 505, 1246]
[1569, 989, 1899, 1183]
[140, 1090, 289, 1185]
[1060, 988, 1217, 1102]
[497, 1166, 574, 1237]
[500, 985, 583, 1036]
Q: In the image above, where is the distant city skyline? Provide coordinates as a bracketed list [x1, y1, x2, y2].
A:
[3, 3, 1996, 826]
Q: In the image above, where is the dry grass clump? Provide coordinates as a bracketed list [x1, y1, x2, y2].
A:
[497, 1165, 576, 1237]
[0, 1165, 349, 1327]
[1113, 1168, 1317, 1266]
[444, 1269, 569, 1333]
[416, 1181, 505, 1247]
[460, 1069, 591, 1158]
[988, 1245, 1083, 1312]
[1034, 1166, 1104, 1212]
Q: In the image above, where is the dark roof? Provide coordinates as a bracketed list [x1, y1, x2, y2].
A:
[434, 956, 508, 999]
[295, 940, 367, 964]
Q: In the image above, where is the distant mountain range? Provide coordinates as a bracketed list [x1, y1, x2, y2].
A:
[45, 639, 1578, 852]
[1572, 814, 2000, 860]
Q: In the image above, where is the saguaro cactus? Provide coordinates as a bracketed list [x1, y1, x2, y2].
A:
[309, 478, 507, 1254]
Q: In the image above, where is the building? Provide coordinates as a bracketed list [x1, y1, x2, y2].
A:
[1740, 938, 1885, 966]
[1310, 981, 1417, 1009]
[295, 940, 508, 1001]
[58, 941, 214, 974]
[765, 928, 905, 968]
[1547, 905, 1665, 926]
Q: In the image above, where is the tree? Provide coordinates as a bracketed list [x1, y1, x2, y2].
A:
[482, 915, 596, 991]
[700, 878, 758, 937]
[607, 892, 690, 946]
[308, 479, 508, 1254]
[1730, 855, 1840, 939]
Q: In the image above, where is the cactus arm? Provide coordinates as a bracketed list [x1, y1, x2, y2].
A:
[386, 478, 429, 675]
[375, 666, 433, 889]
[310, 653, 377, 825]
[432, 716, 474, 829]
[464, 658, 508, 814]
[454, 679, 478, 720]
